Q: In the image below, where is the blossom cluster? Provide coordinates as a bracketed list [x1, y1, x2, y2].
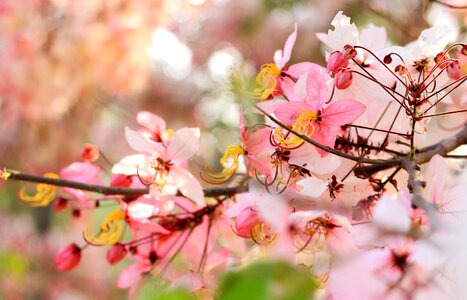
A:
[7, 12, 467, 299]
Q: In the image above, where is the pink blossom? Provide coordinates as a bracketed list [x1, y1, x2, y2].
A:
[274, 72, 366, 156]
[113, 125, 204, 207]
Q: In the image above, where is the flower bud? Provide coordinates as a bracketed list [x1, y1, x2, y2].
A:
[53, 196, 68, 212]
[383, 54, 392, 64]
[55, 243, 81, 272]
[327, 51, 348, 76]
[395, 65, 407, 76]
[447, 60, 462, 80]
[343, 45, 357, 60]
[110, 174, 133, 188]
[334, 70, 353, 90]
[81, 144, 100, 163]
[235, 208, 261, 238]
[107, 243, 128, 265]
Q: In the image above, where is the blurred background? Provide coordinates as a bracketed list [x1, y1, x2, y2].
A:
[0, 0, 465, 299]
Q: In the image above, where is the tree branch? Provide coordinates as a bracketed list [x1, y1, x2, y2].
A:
[400, 158, 440, 231]
[4, 169, 248, 198]
[355, 123, 467, 176]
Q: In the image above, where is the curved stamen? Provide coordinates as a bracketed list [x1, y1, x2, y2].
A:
[201, 145, 245, 184]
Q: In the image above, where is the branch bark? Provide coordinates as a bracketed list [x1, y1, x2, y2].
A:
[4, 169, 248, 198]
[355, 123, 467, 176]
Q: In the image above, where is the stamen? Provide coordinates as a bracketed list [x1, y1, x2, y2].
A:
[84, 210, 125, 246]
[201, 145, 245, 184]
[18, 173, 59, 207]
[0, 168, 11, 180]
[251, 63, 281, 100]
[250, 223, 276, 245]
[272, 110, 318, 149]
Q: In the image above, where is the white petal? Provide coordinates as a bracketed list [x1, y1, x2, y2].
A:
[170, 165, 205, 207]
[125, 127, 163, 155]
[296, 177, 328, 198]
[111, 154, 151, 176]
[373, 196, 411, 233]
[167, 128, 200, 162]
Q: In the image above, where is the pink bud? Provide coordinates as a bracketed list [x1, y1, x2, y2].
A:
[327, 51, 348, 76]
[53, 196, 68, 212]
[107, 243, 128, 265]
[235, 208, 261, 238]
[81, 144, 100, 162]
[447, 60, 462, 80]
[343, 45, 357, 60]
[110, 174, 133, 188]
[334, 70, 353, 90]
[55, 243, 81, 272]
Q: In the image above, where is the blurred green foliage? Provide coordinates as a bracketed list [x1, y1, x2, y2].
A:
[216, 260, 318, 300]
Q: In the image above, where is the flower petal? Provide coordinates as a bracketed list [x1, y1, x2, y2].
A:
[320, 99, 366, 126]
[125, 127, 163, 156]
[166, 128, 200, 162]
[274, 24, 297, 69]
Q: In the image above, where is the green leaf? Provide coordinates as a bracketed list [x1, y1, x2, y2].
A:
[136, 286, 194, 300]
[216, 260, 318, 300]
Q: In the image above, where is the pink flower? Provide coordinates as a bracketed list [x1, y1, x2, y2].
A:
[113, 125, 204, 207]
[55, 243, 81, 272]
[273, 72, 366, 156]
[254, 24, 325, 100]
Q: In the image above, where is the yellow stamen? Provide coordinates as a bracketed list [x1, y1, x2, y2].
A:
[0, 168, 11, 180]
[202, 145, 244, 184]
[84, 210, 125, 246]
[18, 173, 59, 207]
[252, 63, 281, 100]
[251, 223, 276, 245]
[273, 110, 318, 149]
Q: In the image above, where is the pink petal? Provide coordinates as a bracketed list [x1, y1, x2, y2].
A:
[311, 125, 336, 157]
[286, 62, 325, 79]
[60, 162, 101, 183]
[136, 111, 166, 134]
[296, 177, 328, 198]
[274, 102, 311, 126]
[320, 99, 366, 126]
[274, 24, 297, 69]
[256, 192, 289, 233]
[305, 68, 329, 111]
[424, 154, 447, 205]
[125, 127, 163, 156]
[111, 154, 151, 176]
[117, 263, 152, 289]
[170, 165, 205, 207]
[166, 128, 200, 162]
[127, 219, 171, 234]
[373, 196, 411, 233]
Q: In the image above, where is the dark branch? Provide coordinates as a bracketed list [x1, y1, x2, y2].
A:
[4, 169, 248, 198]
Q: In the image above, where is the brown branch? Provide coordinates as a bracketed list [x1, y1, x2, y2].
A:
[400, 158, 440, 231]
[355, 123, 467, 176]
[4, 169, 248, 198]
